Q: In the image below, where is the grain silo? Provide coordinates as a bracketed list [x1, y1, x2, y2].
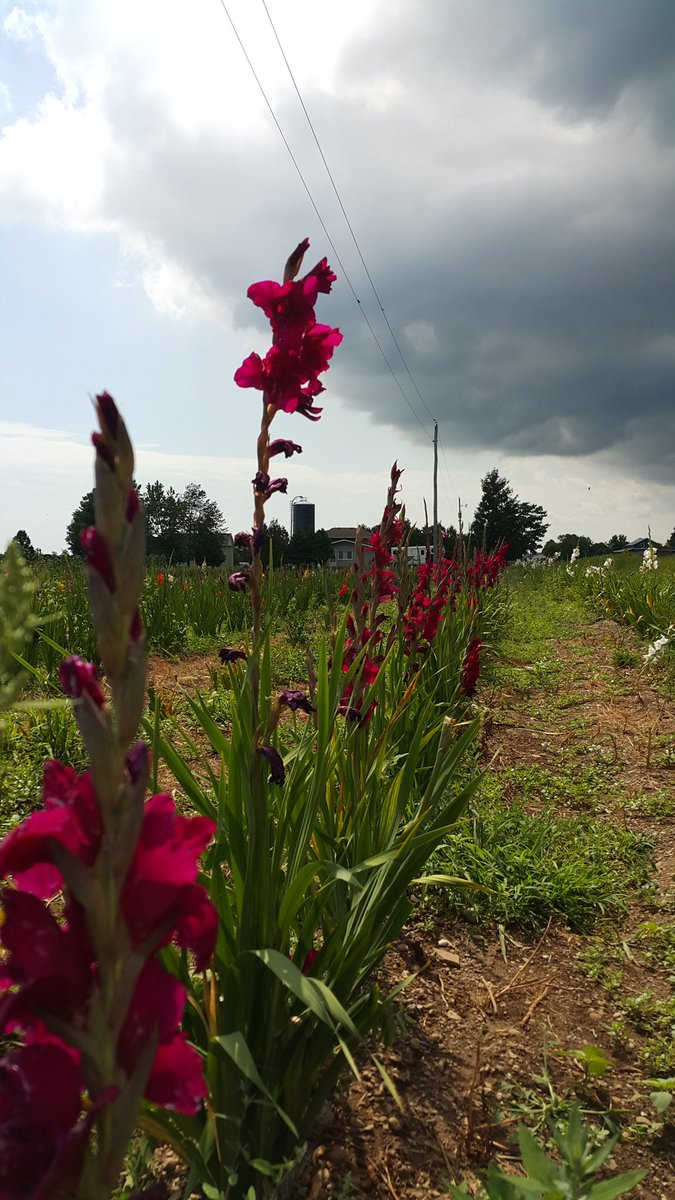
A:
[291, 497, 315, 537]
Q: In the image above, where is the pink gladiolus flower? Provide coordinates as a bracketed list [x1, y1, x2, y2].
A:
[120, 794, 217, 970]
[269, 438, 302, 458]
[80, 527, 116, 592]
[59, 656, 106, 709]
[462, 637, 481, 697]
[0, 1042, 86, 1200]
[0, 891, 93, 1033]
[0, 761, 101, 899]
[118, 958, 207, 1113]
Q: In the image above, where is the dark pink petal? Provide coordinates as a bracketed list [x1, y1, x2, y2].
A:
[234, 351, 265, 390]
[59, 656, 106, 708]
[0, 763, 100, 898]
[118, 958, 186, 1075]
[305, 257, 336, 294]
[80, 527, 116, 592]
[91, 432, 115, 471]
[0, 891, 92, 1028]
[0, 1042, 85, 1200]
[95, 391, 119, 437]
[144, 1033, 207, 1113]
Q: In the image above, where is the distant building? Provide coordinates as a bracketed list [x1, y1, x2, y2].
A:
[326, 527, 375, 568]
[291, 500, 315, 537]
[621, 537, 662, 554]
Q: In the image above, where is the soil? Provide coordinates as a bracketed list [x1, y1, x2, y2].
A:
[150, 614, 675, 1199]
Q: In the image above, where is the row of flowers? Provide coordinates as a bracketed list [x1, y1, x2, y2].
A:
[0, 243, 508, 1199]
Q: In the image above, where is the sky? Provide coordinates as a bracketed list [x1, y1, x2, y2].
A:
[1, 0, 675, 554]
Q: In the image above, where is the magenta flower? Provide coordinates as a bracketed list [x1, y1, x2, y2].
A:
[0, 890, 93, 1033]
[252, 471, 288, 500]
[0, 1042, 86, 1200]
[79, 527, 116, 593]
[118, 957, 207, 1113]
[228, 571, 249, 592]
[120, 793, 217, 970]
[0, 761, 101, 899]
[59, 656, 106, 709]
[461, 637, 481, 697]
[269, 439, 302, 459]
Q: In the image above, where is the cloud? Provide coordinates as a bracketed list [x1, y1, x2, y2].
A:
[1, 0, 674, 498]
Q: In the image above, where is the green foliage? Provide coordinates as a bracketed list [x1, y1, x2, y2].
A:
[142, 559, 500, 1195]
[66, 489, 96, 556]
[430, 776, 653, 929]
[448, 1106, 644, 1199]
[471, 469, 548, 560]
[0, 540, 40, 715]
[143, 480, 227, 564]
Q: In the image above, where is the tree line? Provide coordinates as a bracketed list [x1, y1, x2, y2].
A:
[9, 468, 675, 566]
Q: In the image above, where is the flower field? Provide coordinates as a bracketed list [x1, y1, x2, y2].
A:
[2, 244, 674, 1199]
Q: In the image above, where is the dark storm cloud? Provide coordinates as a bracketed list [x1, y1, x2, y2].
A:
[97, 0, 675, 483]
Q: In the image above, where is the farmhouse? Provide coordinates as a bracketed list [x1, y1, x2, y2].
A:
[326, 527, 375, 568]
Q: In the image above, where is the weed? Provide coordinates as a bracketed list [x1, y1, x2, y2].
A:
[430, 787, 653, 930]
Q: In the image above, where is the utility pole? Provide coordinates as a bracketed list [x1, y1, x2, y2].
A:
[433, 421, 439, 564]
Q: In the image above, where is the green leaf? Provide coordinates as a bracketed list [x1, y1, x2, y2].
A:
[213, 1031, 297, 1136]
[516, 1125, 555, 1185]
[588, 1170, 647, 1200]
[650, 1090, 673, 1113]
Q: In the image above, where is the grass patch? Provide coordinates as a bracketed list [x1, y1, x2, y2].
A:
[430, 778, 654, 930]
[0, 705, 87, 835]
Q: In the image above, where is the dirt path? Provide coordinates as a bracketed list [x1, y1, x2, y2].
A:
[293, 595, 675, 1199]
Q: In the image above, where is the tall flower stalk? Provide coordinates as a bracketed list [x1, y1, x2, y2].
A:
[0, 395, 216, 1200]
[233, 238, 342, 647]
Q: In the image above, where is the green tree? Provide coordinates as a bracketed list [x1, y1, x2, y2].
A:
[179, 483, 227, 565]
[664, 527, 675, 551]
[608, 533, 629, 551]
[470, 469, 548, 560]
[544, 533, 593, 559]
[12, 530, 38, 562]
[142, 482, 226, 564]
[263, 519, 290, 568]
[66, 491, 96, 556]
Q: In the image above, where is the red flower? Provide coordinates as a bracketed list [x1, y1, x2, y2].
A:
[120, 794, 217, 970]
[156, 571, 165, 586]
[462, 638, 481, 697]
[80, 527, 116, 592]
[59, 656, 106, 709]
[0, 761, 101, 900]
[0, 1042, 86, 1200]
[0, 891, 93, 1033]
[235, 243, 341, 422]
[118, 957, 206, 1113]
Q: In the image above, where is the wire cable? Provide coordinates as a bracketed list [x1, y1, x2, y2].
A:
[214, 0, 434, 441]
[260, 0, 439, 428]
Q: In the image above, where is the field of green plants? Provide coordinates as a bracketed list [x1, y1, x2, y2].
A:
[4, 533, 675, 1199]
[1, 244, 673, 1200]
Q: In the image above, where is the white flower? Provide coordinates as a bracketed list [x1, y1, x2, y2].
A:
[566, 565, 575, 577]
[644, 635, 669, 663]
[585, 565, 601, 576]
[603, 558, 613, 569]
[570, 546, 580, 564]
[640, 546, 658, 574]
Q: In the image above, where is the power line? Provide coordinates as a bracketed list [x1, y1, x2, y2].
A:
[214, 0, 434, 441]
[259, 0, 439, 429]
